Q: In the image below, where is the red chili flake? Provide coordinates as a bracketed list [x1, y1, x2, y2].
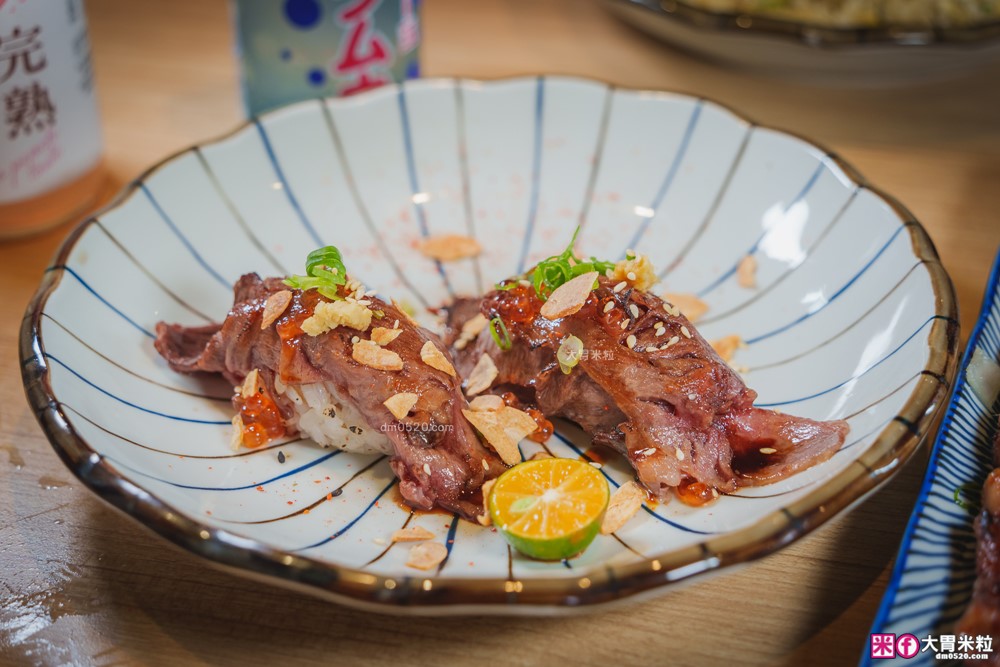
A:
[303, 509, 311, 514]
[287, 501, 294, 505]
[205, 510, 212, 515]
[326, 492, 333, 501]
[256, 485, 265, 492]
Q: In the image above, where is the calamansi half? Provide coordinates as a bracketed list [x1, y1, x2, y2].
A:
[488, 458, 610, 561]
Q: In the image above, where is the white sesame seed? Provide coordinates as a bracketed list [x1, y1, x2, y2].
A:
[668, 336, 680, 346]
[627, 271, 637, 281]
[619, 319, 629, 330]
[638, 447, 656, 457]
[759, 447, 777, 455]
[711, 489, 719, 498]
[393, 319, 399, 329]
[373, 537, 386, 545]
[675, 447, 685, 461]
[351, 336, 360, 344]
[659, 343, 670, 350]
[688, 393, 697, 401]
[589, 461, 602, 469]
[654, 321, 665, 329]
[519, 279, 531, 288]
[482, 459, 489, 470]
[345, 296, 357, 304]
[603, 301, 614, 313]
[655, 328, 666, 337]
[681, 326, 691, 339]
[357, 299, 372, 306]
[629, 304, 640, 318]
[613, 281, 627, 293]
[423, 463, 432, 475]
[605, 269, 614, 278]
[626, 334, 637, 349]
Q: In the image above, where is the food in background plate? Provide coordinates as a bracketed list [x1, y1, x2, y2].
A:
[686, 0, 1000, 28]
[448, 229, 849, 507]
[154, 246, 512, 519]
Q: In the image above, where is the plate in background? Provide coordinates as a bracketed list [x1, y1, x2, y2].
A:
[605, 0, 1000, 84]
[864, 246, 1000, 666]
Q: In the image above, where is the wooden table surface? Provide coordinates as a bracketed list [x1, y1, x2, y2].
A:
[2, 1, 999, 665]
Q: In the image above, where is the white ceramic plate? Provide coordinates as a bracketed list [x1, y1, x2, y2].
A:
[22, 76, 957, 614]
[604, 0, 1000, 84]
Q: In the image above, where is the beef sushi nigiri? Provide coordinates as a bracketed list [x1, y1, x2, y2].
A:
[154, 246, 521, 519]
[448, 231, 849, 506]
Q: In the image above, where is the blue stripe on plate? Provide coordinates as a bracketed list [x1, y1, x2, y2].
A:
[107, 450, 340, 491]
[49, 265, 154, 338]
[254, 119, 325, 247]
[45, 353, 230, 425]
[756, 315, 944, 408]
[697, 160, 825, 297]
[747, 223, 909, 345]
[396, 86, 455, 298]
[620, 100, 703, 257]
[140, 183, 230, 289]
[516, 76, 545, 275]
[295, 480, 396, 550]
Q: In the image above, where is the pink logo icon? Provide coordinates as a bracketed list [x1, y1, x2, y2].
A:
[871, 633, 896, 659]
[896, 634, 920, 659]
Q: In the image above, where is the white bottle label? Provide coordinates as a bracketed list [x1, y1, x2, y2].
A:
[0, 0, 102, 203]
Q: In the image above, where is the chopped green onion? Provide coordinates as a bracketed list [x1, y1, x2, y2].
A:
[283, 246, 348, 301]
[530, 226, 614, 300]
[557, 335, 584, 374]
[954, 482, 980, 512]
[494, 280, 519, 291]
[490, 316, 512, 351]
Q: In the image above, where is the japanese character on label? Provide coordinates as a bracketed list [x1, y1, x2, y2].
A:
[0, 26, 46, 84]
[334, 0, 393, 96]
[5, 81, 55, 139]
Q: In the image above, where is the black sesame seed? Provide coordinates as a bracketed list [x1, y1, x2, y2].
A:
[277, 451, 286, 464]
[331, 488, 343, 497]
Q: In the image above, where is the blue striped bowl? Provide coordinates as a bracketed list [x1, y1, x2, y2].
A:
[21, 76, 958, 613]
[864, 247, 1000, 665]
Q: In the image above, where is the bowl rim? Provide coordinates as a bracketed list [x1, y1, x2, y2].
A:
[608, 0, 1000, 50]
[20, 75, 960, 614]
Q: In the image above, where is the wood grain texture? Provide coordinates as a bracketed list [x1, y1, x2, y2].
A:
[1, 0, 998, 665]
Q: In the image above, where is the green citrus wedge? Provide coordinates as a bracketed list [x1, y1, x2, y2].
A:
[488, 458, 610, 561]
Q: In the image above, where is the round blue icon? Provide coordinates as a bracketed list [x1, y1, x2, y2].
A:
[284, 0, 321, 29]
